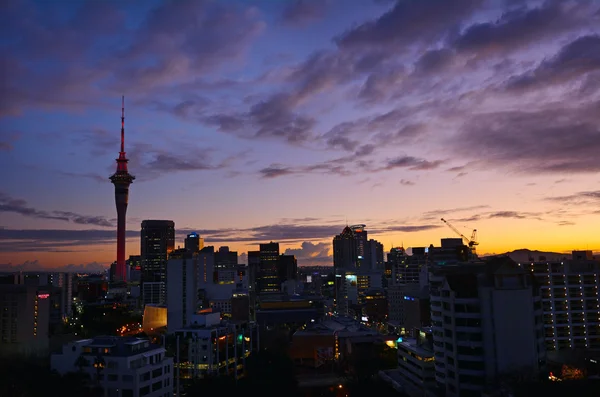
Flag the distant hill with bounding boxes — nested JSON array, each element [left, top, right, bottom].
[[484, 249, 571, 263]]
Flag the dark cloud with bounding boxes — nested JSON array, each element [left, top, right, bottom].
[[0, 192, 113, 227], [381, 156, 444, 171], [414, 48, 454, 74], [1, 0, 266, 115], [545, 190, 600, 205], [383, 225, 441, 233], [283, 241, 332, 265], [422, 205, 490, 219], [204, 94, 317, 144], [507, 35, 600, 91], [0, 220, 444, 254], [281, 0, 328, 26], [67, 129, 225, 181], [0, 260, 108, 273], [336, 0, 482, 49], [454, 2, 579, 55], [487, 211, 527, 219], [400, 179, 415, 186], [259, 165, 295, 179], [454, 101, 600, 174]]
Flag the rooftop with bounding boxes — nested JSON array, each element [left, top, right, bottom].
[[74, 336, 161, 357], [295, 316, 379, 337], [398, 338, 434, 358]]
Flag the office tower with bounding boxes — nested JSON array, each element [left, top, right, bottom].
[[528, 251, 600, 350], [351, 224, 368, 268], [389, 246, 426, 286], [167, 250, 198, 332], [428, 257, 546, 397], [0, 284, 51, 356], [278, 254, 298, 283], [333, 226, 357, 271], [184, 232, 204, 253], [365, 239, 384, 270], [141, 220, 175, 305], [109, 96, 135, 283], [247, 251, 259, 293], [257, 242, 280, 293]]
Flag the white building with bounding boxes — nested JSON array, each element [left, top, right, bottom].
[[172, 312, 251, 380], [396, 328, 436, 397], [428, 258, 546, 397], [51, 336, 173, 397], [167, 250, 248, 332], [527, 251, 600, 351]]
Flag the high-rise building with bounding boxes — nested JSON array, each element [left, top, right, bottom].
[[141, 220, 175, 305], [351, 224, 368, 268], [365, 239, 384, 270], [184, 232, 204, 253], [528, 251, 600, 350], [109, 97, 135, 283], [388, 246, 426, 286], [278, 254, 298, 284], [257, 242, 280, 293], [0, 284, 51, 356], [428, 257, 546, 397], [333, 226, 356, 271]]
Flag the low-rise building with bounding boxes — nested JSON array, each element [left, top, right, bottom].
[[51, 336, 173, 397], [396, 328, 436, 397], [170, 311, 251, 381]]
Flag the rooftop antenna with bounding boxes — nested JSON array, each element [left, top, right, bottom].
[[120, 95, 125, 154]]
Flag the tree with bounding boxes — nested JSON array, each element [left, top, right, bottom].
[[241, 349, 300, 397]]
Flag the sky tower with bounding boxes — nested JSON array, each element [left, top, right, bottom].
[[110, 96, 135, 282]]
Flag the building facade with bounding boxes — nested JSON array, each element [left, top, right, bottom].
[[428, 258, 546, 397], [141, 220, 175, 305], [528, 251, 600, 351], [0, 284, 51, 356], [51, 336, 173, 397]]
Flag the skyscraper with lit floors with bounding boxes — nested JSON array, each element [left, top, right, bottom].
[[527, 251, 600, 351]]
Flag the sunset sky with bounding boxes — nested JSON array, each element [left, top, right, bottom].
[[1, 0, 599, 271]]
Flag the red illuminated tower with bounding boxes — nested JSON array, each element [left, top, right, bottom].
[[109, 96, 135, 282]]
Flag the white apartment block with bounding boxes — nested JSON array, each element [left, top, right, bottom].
[[167, 252, 248, 332], [396, 329, 436, 397], [428, 259, 546, 397], [527, 252, 600, 350], [172, 312, 251, 380], [51, 336, 173, 397]]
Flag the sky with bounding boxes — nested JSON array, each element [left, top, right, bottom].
[[1, 0, 599, 271]]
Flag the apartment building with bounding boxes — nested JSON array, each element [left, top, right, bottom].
[[527, 251, 600, 350], [0, 284, 50, 356], [396, 327, 436, 397], [428, 257, 546, 397], [51, 336, 173, 397]]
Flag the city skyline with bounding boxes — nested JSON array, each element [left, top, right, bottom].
[[1, 0, 599, 270]]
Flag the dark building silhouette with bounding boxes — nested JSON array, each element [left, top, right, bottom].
[[278, 254, 298, 284], [215, 246, 238, 269], [109, 96, 135, 282], [258, 242, 280, 293], [184, 232, 203, 253], [140, 220, 175, 305], [333, 226, 356, 271]]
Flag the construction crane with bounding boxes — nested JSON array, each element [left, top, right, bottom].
[[440, 218, 478, 254]]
